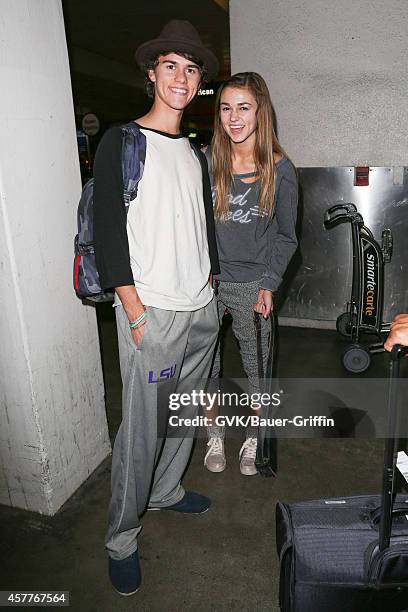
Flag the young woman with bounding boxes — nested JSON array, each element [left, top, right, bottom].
[[204, 72, 298, 475]]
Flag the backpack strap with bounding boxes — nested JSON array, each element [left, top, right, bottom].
[[121, 122, 147, 209], [203, 144, 212, 174], [190, 142, 220, 275]]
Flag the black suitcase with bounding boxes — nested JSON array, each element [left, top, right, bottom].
[[276, 344, 408, 612]]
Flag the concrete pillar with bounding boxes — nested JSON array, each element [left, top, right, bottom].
[[230, 0, 408, 167], [0, 0, 110, 515]]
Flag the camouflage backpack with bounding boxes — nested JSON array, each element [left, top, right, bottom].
[[73, 122, 146, 301]]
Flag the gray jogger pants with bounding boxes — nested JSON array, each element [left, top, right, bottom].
[[211, 280, 270, 397], [105, 298, 218, 560]]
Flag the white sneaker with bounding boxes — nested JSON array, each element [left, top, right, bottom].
[[239, 437, 258, 476], [204, 427, 226, 473]]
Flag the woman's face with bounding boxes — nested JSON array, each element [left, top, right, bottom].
[[219, 86, 258, 145]]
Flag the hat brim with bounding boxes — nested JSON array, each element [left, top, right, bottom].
[[135, 38, 219, 80]]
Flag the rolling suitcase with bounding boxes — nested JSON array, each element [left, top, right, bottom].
[[276, 344, 408, 611]]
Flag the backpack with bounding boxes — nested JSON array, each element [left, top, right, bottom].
[[73, 122, 146, 301]]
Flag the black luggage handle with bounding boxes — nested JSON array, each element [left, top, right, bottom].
[[254, 311, 277, 477], [379, 344, 408, 551], [254, 310, 276, 392]]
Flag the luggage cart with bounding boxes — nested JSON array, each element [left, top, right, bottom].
[[324, 203, 393, 373]]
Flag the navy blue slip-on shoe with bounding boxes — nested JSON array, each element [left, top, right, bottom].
[[154, 490, 211, 514], [108, 551, 141, 596]]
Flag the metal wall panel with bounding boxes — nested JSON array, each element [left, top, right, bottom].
[[279, 167, 408, 326]]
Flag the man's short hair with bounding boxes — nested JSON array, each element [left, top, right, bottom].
[[143, 50, 207, 98]]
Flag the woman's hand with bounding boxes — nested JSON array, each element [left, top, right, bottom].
[[254, 289, 273, 318]]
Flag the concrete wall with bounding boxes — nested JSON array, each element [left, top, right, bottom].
[[230, 0, 408, 167], [0, 0, 110, 515]]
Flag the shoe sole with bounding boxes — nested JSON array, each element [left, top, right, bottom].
[[147, 506, 210, 514], [204, 463, 226, 473], [240, 468, 258, 476], [113, 587, 140, 597]]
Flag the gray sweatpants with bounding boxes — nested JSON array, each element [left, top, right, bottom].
[[105, 298, 218, 560], [211, 279, 270, 397]]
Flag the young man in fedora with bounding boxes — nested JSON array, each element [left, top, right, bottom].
[[93, 20, 220, 595]]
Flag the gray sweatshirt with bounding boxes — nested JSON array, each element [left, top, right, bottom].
[[206, 152, 298, 292]]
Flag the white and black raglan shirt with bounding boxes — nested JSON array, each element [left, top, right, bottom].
[[93, 125, 219, 311]]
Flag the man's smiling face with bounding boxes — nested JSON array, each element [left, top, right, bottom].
[[148, 53, 202, 112]]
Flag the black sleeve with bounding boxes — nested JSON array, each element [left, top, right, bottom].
[[93, 127, 134, 290]]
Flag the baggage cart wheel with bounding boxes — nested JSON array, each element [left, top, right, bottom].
[[336, 312, 356, 337], [342, 344, 371, 374]]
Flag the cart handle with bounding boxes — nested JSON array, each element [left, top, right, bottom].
[[324, 211, 350, 227], [324, 211, 363, 228], [326, 202, 357, 215], [324, 203, 359, 227]]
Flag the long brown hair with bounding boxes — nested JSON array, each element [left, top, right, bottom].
[[212, 72, 286, 221]]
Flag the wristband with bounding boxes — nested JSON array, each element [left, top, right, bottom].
[[129, 311, 147, 329], [131, 319, 146, 331]]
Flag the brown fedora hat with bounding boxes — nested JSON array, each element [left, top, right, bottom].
[[135, 19, 219, 79]]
